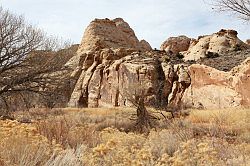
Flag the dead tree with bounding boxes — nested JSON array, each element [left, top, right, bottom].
[[0, 7, 71, 112], [207, 0, 250, 21], [135, 97, 157, 132], [121, 84, 158, 133]]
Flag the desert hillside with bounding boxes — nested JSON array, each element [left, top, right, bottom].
[[1, 1, 250, 165]]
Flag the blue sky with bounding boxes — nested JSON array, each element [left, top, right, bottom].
[[1, 0, 250, 48]]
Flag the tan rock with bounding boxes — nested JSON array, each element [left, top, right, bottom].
[[67, 18, 152, 72], [246, 39, 250, 45], [160, 36, 192, 55], [68, 20, 250, 110], [77, 18, 151, 55], [184, 29, 249, 61], [182, 58, 250, 109], [68, 49, 191, 108]]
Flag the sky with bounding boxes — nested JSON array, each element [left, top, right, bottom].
[[1, 0, 250, 48]]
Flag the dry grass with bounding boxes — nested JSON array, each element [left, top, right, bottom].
[[188, 109, 250, 142], [0, 107, 249, 165]]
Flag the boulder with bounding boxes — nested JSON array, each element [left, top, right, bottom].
[[246, 39, 250, 45], [160, 36, 192, 55]]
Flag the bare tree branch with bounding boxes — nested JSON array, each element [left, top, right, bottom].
[[0, 7, 73, 111], [207, 0, 250, 21]]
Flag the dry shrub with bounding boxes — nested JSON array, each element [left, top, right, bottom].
[[72, 109, 135, 132], [84, 128, 153, 166], [82, 127, 191, 165], [188, 109, 250, 141], [95, 117, 135, 132], [145, 130, 184, 157], [0, 120, 61, 166], [13, 108, 65, 121], [1, 143, 50, 166], [35, 116, 101, 148], [163, 138, 250, 166], [188, 109, 249, 125], [45, 145, 86, 166], [1, 107, 250, 165], [35, 117, 71, 147]]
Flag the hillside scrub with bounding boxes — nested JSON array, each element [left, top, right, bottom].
[[0, 108, 249, 165]]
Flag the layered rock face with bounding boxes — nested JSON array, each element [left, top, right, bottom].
[[183, 29, 249, 61], [182, 58, 250, 109], [68, 18, 191, 108], [68, 48, 191, 108], [68, 18, 250, 109]]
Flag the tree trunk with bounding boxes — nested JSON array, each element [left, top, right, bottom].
[[135, 97, 152, 132]]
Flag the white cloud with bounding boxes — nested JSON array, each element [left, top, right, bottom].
[[1, 0, 250, 48]]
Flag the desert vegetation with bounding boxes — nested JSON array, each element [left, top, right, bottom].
[[0, 107, 249, 166]]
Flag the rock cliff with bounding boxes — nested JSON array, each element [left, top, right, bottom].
[[68, 48, 191, 108], [182, 57, 250, 109], [67, 18, 250, 109]]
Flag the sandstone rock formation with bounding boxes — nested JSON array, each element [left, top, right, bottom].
[[68, 48, 191, 108], [77, 18, 151, 55], [160, 36, 193, 55], [182, 57, 250, 109], [66, 18, 152, 69], [183, 29, 249, 61], [67, 18, 250, 110]]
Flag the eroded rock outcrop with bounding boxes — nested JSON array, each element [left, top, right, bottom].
[[68, 48, 191, 108], [68, 18, 250, 109], [66, 18, 152, 69], [182, 57, 250, 109], [78, 18, 151, 53], [183, 29, 249, 61], [160, 36, 193, 55]]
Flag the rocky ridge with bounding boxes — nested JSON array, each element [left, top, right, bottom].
[[183, 29, 249, 61], [67, 18, 250, 109]]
